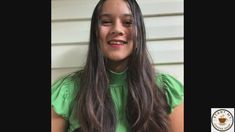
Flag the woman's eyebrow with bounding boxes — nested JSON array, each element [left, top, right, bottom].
[[123, 14, 133, 17], [99, 13, 133, 18], [99, 14, 113, 19]]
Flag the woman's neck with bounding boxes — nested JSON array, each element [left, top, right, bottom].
[[108, 59, 128, 73]]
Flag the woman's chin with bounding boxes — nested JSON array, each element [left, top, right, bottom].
[[107, 56, 128, 62]]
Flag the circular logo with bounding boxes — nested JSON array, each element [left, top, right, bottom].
[[211, 109, 234, 131]]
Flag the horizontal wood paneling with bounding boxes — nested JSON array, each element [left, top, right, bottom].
[[52, 0, 183, 21], [52, 39, 183, 68], [147, 40, 184, 64], [52, 16, 183, 44], [52, 44, 88, 68]]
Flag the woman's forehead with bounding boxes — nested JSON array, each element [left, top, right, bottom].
[[100, 0, 131, 15]]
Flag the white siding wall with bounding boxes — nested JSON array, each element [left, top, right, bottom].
[[51, 0, 184, 84]]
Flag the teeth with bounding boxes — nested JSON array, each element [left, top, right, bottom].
[[108, 41, 127, 45], [109, 41, 124, 45]]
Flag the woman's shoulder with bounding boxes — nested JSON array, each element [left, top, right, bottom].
[[51, 71, 81, 94], [51, 71, 82, 119], [155, 71, 184, 113]]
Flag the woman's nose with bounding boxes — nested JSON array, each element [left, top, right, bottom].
[[110, 21, 124, 36]]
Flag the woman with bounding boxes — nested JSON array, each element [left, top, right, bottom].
[[51, 0, 184, 132]]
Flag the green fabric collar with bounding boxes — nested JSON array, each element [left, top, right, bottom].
[[108, 69, 127, 85]]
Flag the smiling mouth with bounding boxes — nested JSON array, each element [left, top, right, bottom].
[[108, 40, 128, 45]]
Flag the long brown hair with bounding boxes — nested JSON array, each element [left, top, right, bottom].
[[73, 0, 170, 131]]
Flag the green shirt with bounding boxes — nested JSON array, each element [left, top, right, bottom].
[[51, 70, 184, 132]]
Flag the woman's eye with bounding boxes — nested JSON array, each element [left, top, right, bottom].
[[123, 21, 133, 27], [101, 20, 112, 26]]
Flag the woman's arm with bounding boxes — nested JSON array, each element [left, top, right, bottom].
[[169, 103, 184, 132], [51, 107, 68, 132]]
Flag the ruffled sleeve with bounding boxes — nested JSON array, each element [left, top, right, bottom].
[[51, 75, 76, 120], [156, 73, 184, 113]]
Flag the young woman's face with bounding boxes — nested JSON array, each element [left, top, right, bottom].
[[99, 0, 134, 62]]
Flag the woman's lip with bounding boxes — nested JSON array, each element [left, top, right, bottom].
[[107, 40, 128, 44], [109, 44, 124, 48]]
